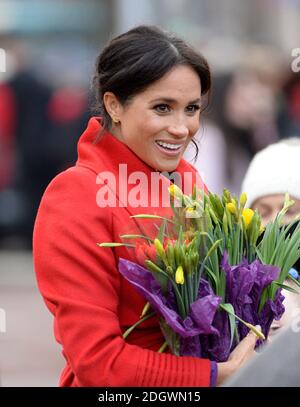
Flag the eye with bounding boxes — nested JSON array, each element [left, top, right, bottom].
[[185, 104, 201, 114], [286, 207, 299, 216], [270, 325, 280, 334], [153, 104, 171, 113]]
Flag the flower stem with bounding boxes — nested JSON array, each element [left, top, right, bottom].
[[123, 312, 156, 339], [158, 340, 168, 353]]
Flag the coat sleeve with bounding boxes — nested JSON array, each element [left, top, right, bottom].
[[33, 166, 213, 387]]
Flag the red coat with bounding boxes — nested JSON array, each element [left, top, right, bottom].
[[33, 117, 213, 387]]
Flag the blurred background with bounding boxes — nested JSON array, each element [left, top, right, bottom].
[[0, 0, 299, 386]]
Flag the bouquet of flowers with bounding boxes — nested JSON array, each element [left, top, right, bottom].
[[99, 186, 300, 362]]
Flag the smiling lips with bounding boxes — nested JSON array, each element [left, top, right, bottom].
[[155, 140, 185, 156]]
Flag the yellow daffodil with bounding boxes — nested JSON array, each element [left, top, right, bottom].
[[259, 225, 265, 235], [226, 202, 237, 215], [175, 266, 184, 285], [239, 192, 247, 209], [186, 207, 195, 213], [242, 208, 254, 228], [168, 184, 183, 199], [185, 207, 198, 218]]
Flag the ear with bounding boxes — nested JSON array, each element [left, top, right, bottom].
[[103, 92, 123, 123]]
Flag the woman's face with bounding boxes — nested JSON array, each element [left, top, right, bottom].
[[252, 194, 300, 225], [109, 65, 202, 172]]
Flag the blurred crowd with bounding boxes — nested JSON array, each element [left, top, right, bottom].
[[0, 36, 300, 249], [0, 37, 91, 249], [185, 45, 300, 196]]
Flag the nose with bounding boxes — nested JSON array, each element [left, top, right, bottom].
[[167, 123, 189, 139]]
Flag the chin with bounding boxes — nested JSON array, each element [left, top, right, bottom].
[[156, 164, 178, 173]]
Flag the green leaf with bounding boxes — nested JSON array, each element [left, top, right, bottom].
[[287, 274, 300, 288], [219, 303, 265, 340], [157, 218, 167, 243], [219, 303, 236, 348], [144, 260, 169, 294], [273, 281, 300, 294], [159, 319, 180, 356], [255, 247, 264, 263], [192, 184, 197, 200], [203, 265, 218, 291], [258, 285, 270, 313], [131, 214, 175, 224], [97, 242, 135, 248], [218, 269, 226, 300]]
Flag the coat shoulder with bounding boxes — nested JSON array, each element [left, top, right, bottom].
[[36, 164, 110, 227], [41, 165, 98, 204]]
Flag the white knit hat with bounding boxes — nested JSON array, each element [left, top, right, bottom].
[[241, 138, 300, 207]]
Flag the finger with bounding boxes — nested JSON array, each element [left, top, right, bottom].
[[228, 325, 262, 362], [242, 333, 258, 350], [249, 324, 262, 337], [246, 325, 262, 344]]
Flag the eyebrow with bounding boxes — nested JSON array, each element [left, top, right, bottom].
[[150, 97, 201, 104]]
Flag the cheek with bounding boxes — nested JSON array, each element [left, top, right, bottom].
[[261, 214, 272, 226], [147, 113, 169, 129], [254, 205, 271, 223], [189, 118, 201, 136], [284, 213, 295, 224], [139, 117, 168, 142], [121, 116, 147, 144], [139, 111, 161, 130]]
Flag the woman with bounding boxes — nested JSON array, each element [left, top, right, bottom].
[[241, 137, 300, 339], [33, 25, 258, 387]]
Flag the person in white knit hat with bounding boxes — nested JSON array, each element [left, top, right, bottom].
[[241, 137, 300, 225], [241, 137, 300, 339]]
